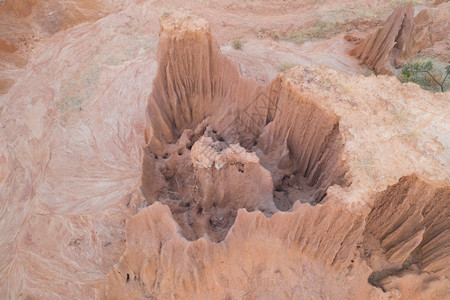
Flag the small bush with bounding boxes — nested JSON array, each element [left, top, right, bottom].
[[400, 59, 450, 92], [231, 38, 243, 50]]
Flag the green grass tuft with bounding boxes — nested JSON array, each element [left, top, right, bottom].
[[231, 38, 243, 50]]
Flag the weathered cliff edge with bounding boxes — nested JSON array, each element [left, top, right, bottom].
[[104, 12, 450, 299]]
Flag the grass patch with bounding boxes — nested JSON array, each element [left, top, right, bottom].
[[279, 61, 297, 72], [281, 20, 347, 44], [259, 3, 427, 45], [256, 5, 389, 44], [231, 38, 243, 50], [390, 107, 409, 125], [327, 6, 380, 22], [390, 0, 426, 9]]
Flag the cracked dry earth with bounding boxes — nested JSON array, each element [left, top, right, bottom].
[[1, 2, 450, 300]]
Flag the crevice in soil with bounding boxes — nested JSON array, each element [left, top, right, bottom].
[[362, 175, 450, 289]]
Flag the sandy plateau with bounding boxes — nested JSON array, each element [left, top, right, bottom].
[[0, 0, 449, 299]]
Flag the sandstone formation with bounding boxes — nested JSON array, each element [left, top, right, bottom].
[[104, 13, 450, 299], [349, 3, 414, 74], [350, 2, 450, 74]]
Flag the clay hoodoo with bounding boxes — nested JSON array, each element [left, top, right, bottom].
[[141, 12, 275, 242], [141, 12, 348, 243], [349, 3, 415, 75], [105, 12, 450, 299], [350, 1, 450, 74]]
